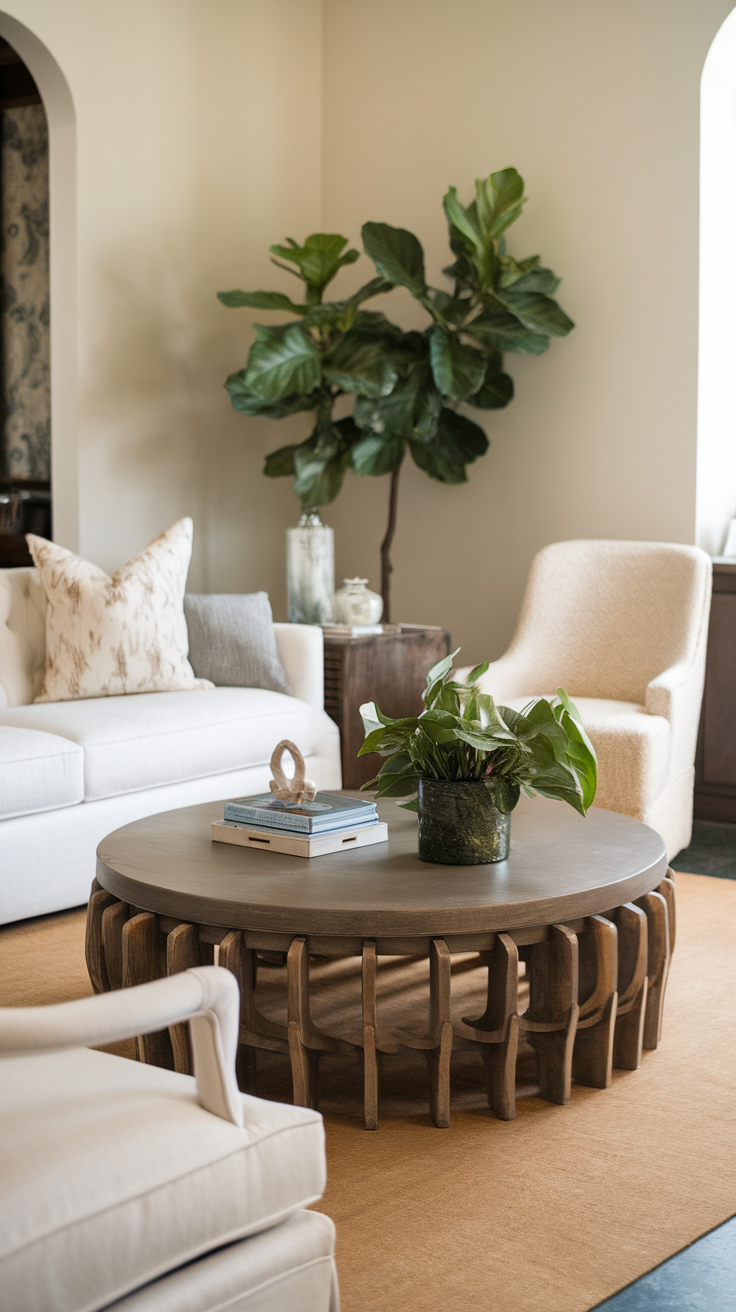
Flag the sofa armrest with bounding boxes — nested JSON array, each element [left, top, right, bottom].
[[274, 623, 324, 714], [0, 966, 243, 1126]]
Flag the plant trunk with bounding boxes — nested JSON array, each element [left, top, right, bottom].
[[380, 461, 402, 623]]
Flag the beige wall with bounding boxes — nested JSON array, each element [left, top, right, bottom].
[[322, 0, 733, 662], [0, 0, 733, 660], [0, 0, 322, 606]]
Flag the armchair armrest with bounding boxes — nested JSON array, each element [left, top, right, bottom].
[[0, 966, 243, 1127], [645, 661, 701, 720], [274, 623, 324, 713]]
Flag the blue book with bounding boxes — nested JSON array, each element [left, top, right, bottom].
[[223, 791, 377, 833]]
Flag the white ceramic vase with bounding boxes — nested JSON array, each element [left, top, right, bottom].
[[286, 510, 334, 624], [332, 577, 383, 626]]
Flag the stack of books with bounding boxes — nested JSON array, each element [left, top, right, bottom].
[[211, 791, 387, 859]]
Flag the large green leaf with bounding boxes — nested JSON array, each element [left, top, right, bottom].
[[346, 277, 395, 307], [468, 363, 514, 409], [263, 444, 297, 477], [269, 233, 360, 294], [465, 307, 550, 355], [292, 441, 348, 506], [485, 775, 521, 814], [485, 168, 527, 239], [437, 407, 489, 461], [428, 326, 486, 400], [361, 222, 427, 297], [409, 408, 487, 484], [225, 368, 320, 418], [431, 290, 474, 326], [442, 187, 482, 256], [217, 290, 306, 314], [323, 331, 399, 397], [498, 260, 561, 296], [244, 324, 321, 400], [353, 358, 434, 442], [350, 432, 405, 477], [500, 291, 575, 337]]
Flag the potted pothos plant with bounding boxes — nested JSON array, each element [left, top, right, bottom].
[[218, 169, 574, 621], [359, 651, 597, 865]]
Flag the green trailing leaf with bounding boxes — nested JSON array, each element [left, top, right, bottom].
[[359, 649, 597, 818], [361, 222, 427, 297], [217, 289, 307, 314], [244, 324, 321, 400], [467, 661, 490, 684]]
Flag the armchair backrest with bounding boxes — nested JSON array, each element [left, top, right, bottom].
[[0, 567, 46, 707], [503, 540, 712, 703]]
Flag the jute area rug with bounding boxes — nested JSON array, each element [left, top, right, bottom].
[[1, 872, 735, 1312]]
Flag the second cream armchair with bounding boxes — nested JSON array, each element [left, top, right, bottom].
[[460, 540, 712, 860]]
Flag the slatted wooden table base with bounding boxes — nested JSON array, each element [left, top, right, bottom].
[[86, 871, 676, 1130]]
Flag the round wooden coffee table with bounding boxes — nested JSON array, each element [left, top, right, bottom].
[[88, 794, 674, 1129]]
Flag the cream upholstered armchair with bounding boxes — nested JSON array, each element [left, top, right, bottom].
[[461, 540, 712, 859], [0, 966, 339, 1312]]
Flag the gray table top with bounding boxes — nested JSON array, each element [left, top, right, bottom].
[[96, 794, 668, 940]]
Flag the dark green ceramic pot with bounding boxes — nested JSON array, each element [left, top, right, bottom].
[[417, 778, 511, 865]]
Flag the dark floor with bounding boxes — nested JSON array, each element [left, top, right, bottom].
[[671, 820, 736, 879], [592, 1215, 736, 1310]]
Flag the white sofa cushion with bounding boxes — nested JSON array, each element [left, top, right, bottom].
[[108, 1210, 337, 1312], [0, 727, 84, 820], [0, 688, 316, 801], [504, 695, 671, 821], [0, 1047, 326, 1312]]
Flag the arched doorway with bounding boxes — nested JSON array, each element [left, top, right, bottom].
[[697, 6, 736, 556], [0, 12, 76, 554], [0, 33, 50, 565]]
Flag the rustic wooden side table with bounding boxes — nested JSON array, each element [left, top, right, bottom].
[[323, 624, 450, 788]]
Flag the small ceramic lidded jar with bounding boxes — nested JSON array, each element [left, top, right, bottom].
[[332, 578, 383, 626]]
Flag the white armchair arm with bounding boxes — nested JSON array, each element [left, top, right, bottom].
[[0, 966, 243, 1127], [645, 661, 698, 719], [274, 623, 324, 713], [645, 654, 708, 777]]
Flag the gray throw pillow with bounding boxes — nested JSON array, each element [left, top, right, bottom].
[[184, 593, 291, 694]]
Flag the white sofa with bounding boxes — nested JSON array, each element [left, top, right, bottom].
[[0, 567, 342, 925]]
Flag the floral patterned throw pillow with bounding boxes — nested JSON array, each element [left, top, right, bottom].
[[27, 518, 213, 702]]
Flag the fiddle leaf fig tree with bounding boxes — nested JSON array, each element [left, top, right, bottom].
[[358, 169, 574, 610], [218, 234, 398, 508], [218, 171, 574, 618]]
